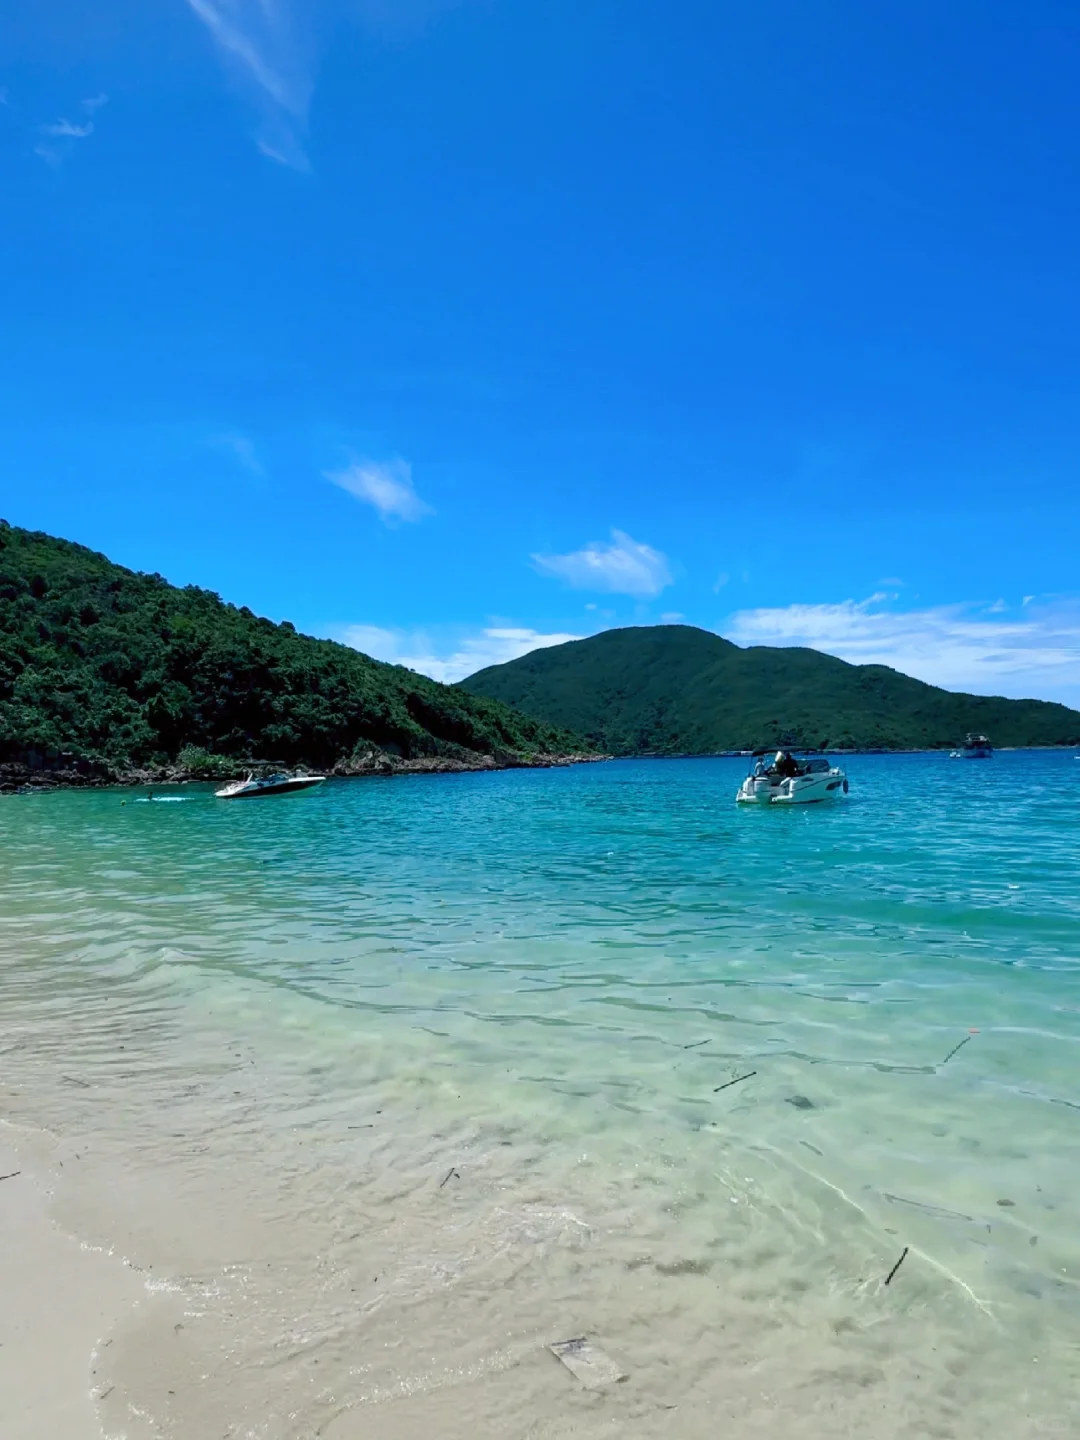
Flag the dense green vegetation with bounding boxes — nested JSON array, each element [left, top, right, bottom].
[[0, 523, 583, 774], [460, 624, 1080, 753]]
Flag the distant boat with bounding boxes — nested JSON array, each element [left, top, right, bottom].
[[960, 734, 992, 760], [951, 734, 992, 759], [215, 773, 326, 799]]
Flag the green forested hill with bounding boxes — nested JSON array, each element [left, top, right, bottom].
[[0, 523, 584, 775], [460, 625, 1080, 753]]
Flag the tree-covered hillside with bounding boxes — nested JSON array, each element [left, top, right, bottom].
[[460, 625, 1080, 753], [0, 523, 585, 776]]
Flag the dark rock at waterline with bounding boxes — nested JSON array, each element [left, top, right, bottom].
[[0, 751, 607, 795]]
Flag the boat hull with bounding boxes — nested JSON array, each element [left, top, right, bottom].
[[771, 771, 848, 803], [736, 775, 785, 803], [736, 770, 848, 805], [216, 776, 326, 799]]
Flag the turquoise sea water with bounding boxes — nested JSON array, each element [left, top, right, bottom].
[[2, 753, 1079, 1438]]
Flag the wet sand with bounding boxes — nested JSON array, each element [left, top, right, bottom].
[[0, 1125, 143, 1440]]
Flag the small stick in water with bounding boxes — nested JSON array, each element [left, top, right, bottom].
[[0, 1171, 21, 1182], [439, 1167, 460, 1189], [941, 1030, 978, 1066], [884, 1246, 910, 1286], [713, 1071, 757, 1094], [683, 1039, 710, 1050]]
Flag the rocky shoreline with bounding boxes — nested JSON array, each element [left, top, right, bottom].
[[0, 749, 606, 795]]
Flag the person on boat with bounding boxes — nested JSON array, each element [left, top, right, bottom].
[[774, 750, 800, 778]]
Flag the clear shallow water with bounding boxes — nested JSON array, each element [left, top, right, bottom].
[[2, 754, 1079, 1438]]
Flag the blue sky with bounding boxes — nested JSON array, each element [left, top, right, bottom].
[[3, 1, 1080, 702]]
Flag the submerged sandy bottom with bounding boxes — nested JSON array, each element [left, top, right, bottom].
[[2, 758, 1079, 1437], [4, 977, 1078, 1440]]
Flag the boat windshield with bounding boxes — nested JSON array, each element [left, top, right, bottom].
[[749, 752, 830, 777]]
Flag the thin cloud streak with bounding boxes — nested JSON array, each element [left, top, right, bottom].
[[533, 529, 673, 598], [723, 595, 1080, 705], [184, 0, 312, 168], [182, 2, 479, 166], [186, 0, 300, 111], [41, 118, 94, 138], [339, 623, 584, 683]]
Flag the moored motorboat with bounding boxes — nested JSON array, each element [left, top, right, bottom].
[[960, 733, 992, 759], [215, 772, 326, 799], [736, 750, 848, 805]]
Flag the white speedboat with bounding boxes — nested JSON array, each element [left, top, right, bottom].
[[736, 750, 848, 805], [215, 772, 326, 799]]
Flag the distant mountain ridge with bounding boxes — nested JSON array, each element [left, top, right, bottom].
[[0, 523, 587, 784], [459, 624, 1080, 753]]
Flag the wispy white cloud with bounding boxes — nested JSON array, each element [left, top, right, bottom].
[[339, 623, 584, 683], [183, 2, 480, 166], [255, 137, 300, 166], [722, 594, 1080, 705], [41, 118, 94, 138], [213, 433, 264, 476], [327, 458, 433, 525], [186, 0, 303, 109], [34, 98, 107, 164], [184, 0, 312, 169], [532, 529, 673, 598]]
